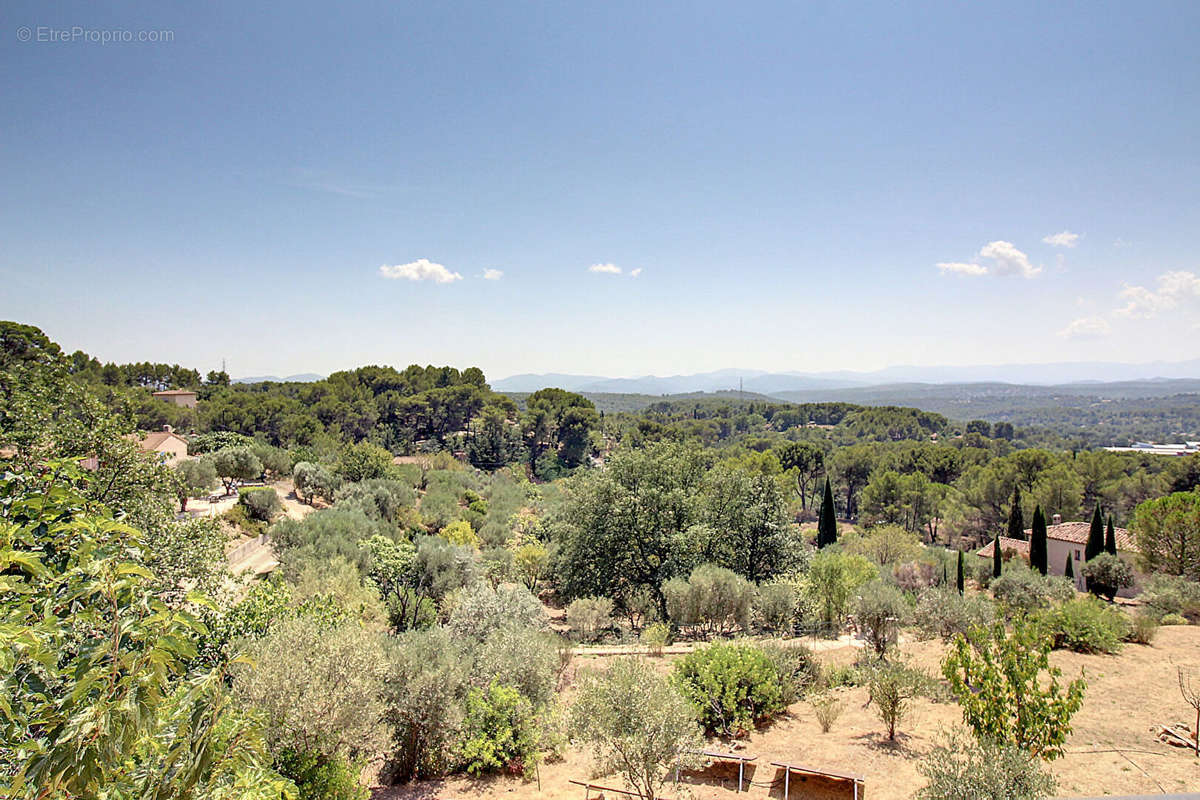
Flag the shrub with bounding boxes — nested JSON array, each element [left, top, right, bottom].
[[384, 627, 470, 781], [892, 560, 937, 593], [803, 550, 878, 631], [662, 564, 755, 635], [853, 580, 908, 655], [942, 620, 1086, 760], [233, 617, 389, 763], [1041, 595, 1128, 654], [810, 692, 844, 733], [759, 642, 821, 704], [220, 503, 267, 537], [274, 748, 368, 800], [864, 659, 923, 740], [294, 461, 338, 505], [338, 441, 394, 482], [239, 486, 282, 522], [1138, 574, 1200, 622], [471, 626, 562, 710], [991, 564, 1063, 615], [916, 728, 1055, 800], [1080, 553, 1135, 601], [672, 641, 786, 737], [754, 582, 797, 633], [441, 519, 480, 548], [1129, 611, 1159, 645], [566, 596, 614, 642], [570, 658, 702, 800], [457, 682, 540, 777], [914, 587, 995, 641], [1162, 612, 1189, 626], [445, 582, 547, 642], [641, 622, 671, 656]]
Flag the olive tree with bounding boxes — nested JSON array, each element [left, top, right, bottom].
[[212, 446, 263, 494], [569, 657, 703, 800], [174, 456, 217, 510]]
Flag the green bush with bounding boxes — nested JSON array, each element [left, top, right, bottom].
[[754, 582, 797, 633], [1161, 612, 1189, 625], [445, 582, 546, 642], [274, 749, 367, 800], [758, 642, 820, 704], [852, 580, 908, 655], [1138, 574, 1200, 622], [239, 486, 282, 522], [672, 641, 786, 737], [1041, 595, 1129, 654], [992, 564, 1068, 615], [566, 596, 615, 642], [662, 564, 755, 635], [471, 626, 562, 710], [1080, 553, 1135, 601], [641, 622, 671, 656], [864, 658, 924, 740], [1129, 611, 1159, 645], [457, 682, 540, 777], [916, 729, 1055, 800], [914, 587, 995, 641]]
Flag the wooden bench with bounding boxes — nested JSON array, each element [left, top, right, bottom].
[[568, 779, 671, 800], [675, 750, 758, 792], [770, 761, 865, 800]]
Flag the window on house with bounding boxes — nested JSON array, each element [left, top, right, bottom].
[[1074, 550, 1080, 560]]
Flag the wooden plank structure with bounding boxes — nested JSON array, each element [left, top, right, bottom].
[[770, 761, 865, 800], [674, 750, 758, 792], [568, 779, 671, 800]]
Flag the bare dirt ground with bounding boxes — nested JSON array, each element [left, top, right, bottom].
[[375, 626, 1200, 800]]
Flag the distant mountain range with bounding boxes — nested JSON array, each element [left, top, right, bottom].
[[233, 373, 324, 384], [493, 359, 1200, 395]]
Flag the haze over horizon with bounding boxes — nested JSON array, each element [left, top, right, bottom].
[[3, 1, 1199, 377]]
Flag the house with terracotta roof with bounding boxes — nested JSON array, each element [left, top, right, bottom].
[[152, 389, 199, 409], [128, 425, 190, 465], [976, 515, 1139, 593]]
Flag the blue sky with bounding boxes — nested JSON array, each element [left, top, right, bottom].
[[2, 1, 1198, 380]]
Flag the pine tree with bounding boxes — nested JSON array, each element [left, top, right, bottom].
[[1104, 516, 1117, 556], [1030, 505, 1048, 575], [1064, 553, 1074, 581], [1085, 505, 1105, 562], [817, 478, 838, 548], [956, 550, 965, 595], [992, 535, 1003, 578], [1007, 486, 1026, 540]]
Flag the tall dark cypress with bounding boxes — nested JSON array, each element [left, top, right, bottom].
[[817, 478, 837, 548], [1007, 486, 1026, 541], [956, 550, 965, 595], [1104, 516, 1117, 555], [1030, 505, 1048, 575], [1064, 553, 1075, 581], [1085, 505, 1105, 561], [992, 535, 1003, 578]]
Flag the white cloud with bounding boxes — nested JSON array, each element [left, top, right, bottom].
[[588, 263, 622, 275], [1042, 230, 1080, 248], [937, 261, 989, 277], [379, 259, 463, 284], [1115, 270, 1200, 318], [979, 240, 1040, 278], [629, 268, 643, 278], [482, 268, 504, 281], [1058, 316, 1111, 339]]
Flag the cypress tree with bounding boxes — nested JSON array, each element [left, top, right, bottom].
[[1104, 516, 1117, 555], [1007, 485, 1026, 540], [1030, 505, 1048, 575], [956, 550, 965, 595], [817, 478, 838, 548], [1064, 553, 1074, 581], [1085, 505, 1105, 561], [992, 535, 1003, 578], [942, 562, 948, 586]]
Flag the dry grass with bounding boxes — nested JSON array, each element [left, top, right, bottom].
[[374, 626, 1200, 800]]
